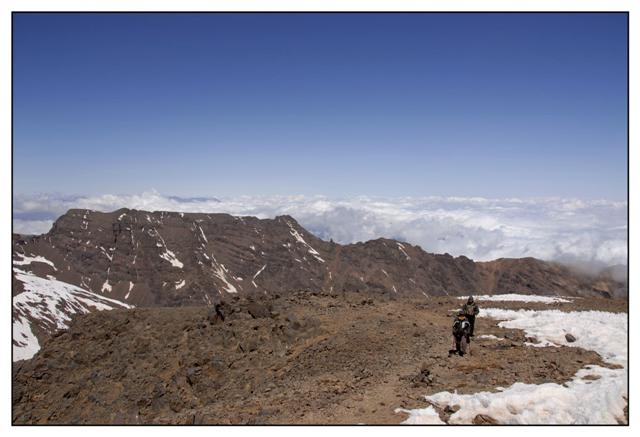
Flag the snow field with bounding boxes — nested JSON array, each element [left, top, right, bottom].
[[402, 302, 627, 424], [13, 268, 133, 361], [459, 294, 572, 304]]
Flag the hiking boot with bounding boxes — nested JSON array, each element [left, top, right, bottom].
[[458, 350, 464, 356]]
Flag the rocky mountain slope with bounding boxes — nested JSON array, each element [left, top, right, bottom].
[[13, 208, 625, 304], [12, 208, 626, 361], [12, 293, 627, 424]]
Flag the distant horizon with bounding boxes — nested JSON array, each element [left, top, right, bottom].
[[12, 189, 629, 202], [13, 13, 628, 200]]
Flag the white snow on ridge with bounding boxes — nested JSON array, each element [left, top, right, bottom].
[[160, 249, 184, 268], [150, 228, 185, 268], [197, 224, 208, 244], [13, 254, 57, 270], [175, 279, 186, 290], [253, 264, 267, 281], [397, 242, 411, 260], [209, 255, 238, 294], [459, 294, 572, 304], [99, 246, 113, 261], [286, 221, 325, 263], [403, 307, 627, 424], [213, 264, 238, 294], [125, 281, 134, 300], [13, 269, 132, 361]]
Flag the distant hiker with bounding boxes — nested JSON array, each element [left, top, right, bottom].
[[461, 295, 479, 336], [450, 311, 471, 356]]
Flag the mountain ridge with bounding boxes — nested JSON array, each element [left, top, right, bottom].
[[12, 208, 626, 361], [13, 207, 626, 303]]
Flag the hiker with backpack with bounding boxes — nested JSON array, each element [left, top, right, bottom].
[[461, 295, 479, 336], [450, 311, 471, 356]]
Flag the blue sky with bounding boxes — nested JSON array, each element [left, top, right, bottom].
[[13, 13, 628, 200]]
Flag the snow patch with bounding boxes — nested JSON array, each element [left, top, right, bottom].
[[12, 269, 132, 361], [418, 366, 626, 424], [286, 221, 325, 263], [160, 249, 184, 268], [125, 281, 134, 300], [99, 246, 113, 261], [480, 308, 626, 363], [253, 264, 267, 280], [212, 263, 237, 294], [197, 224, 208, 243], [405, 306, 627, 424], [13, 254, 57, 270], [396, 406, 445, 424], [397, 242, 411, 260], [13, 317, 41, 362], [175, 279, 186, 290], [461, 294, 572, 304], [478, 334, 503, 340]]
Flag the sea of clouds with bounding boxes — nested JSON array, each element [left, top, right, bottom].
[[13, 192, 627, 272]]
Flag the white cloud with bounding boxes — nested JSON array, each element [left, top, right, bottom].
[[12, 192, 627, 267], [12, 219, 54, 236]]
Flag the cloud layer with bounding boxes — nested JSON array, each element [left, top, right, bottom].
[[13, 192, 627, 268]]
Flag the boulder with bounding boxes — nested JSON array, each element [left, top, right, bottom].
[[473, 414, 498, 424]]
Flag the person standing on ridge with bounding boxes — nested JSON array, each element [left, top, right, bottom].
[[450, 311, 471, 356], [461, 296, 479, 336]]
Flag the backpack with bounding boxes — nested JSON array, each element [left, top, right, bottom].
[[453, 319, 470, 336]]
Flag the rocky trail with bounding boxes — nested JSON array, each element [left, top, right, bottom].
[[12, 293, 627, 424]]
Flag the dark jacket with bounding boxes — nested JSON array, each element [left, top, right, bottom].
[[461, 302, 479, 317]]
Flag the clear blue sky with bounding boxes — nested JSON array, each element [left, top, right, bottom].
[[13, 13, 628, 200]]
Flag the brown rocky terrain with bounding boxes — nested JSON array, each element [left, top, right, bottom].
[[12, 293, 627, 425]]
